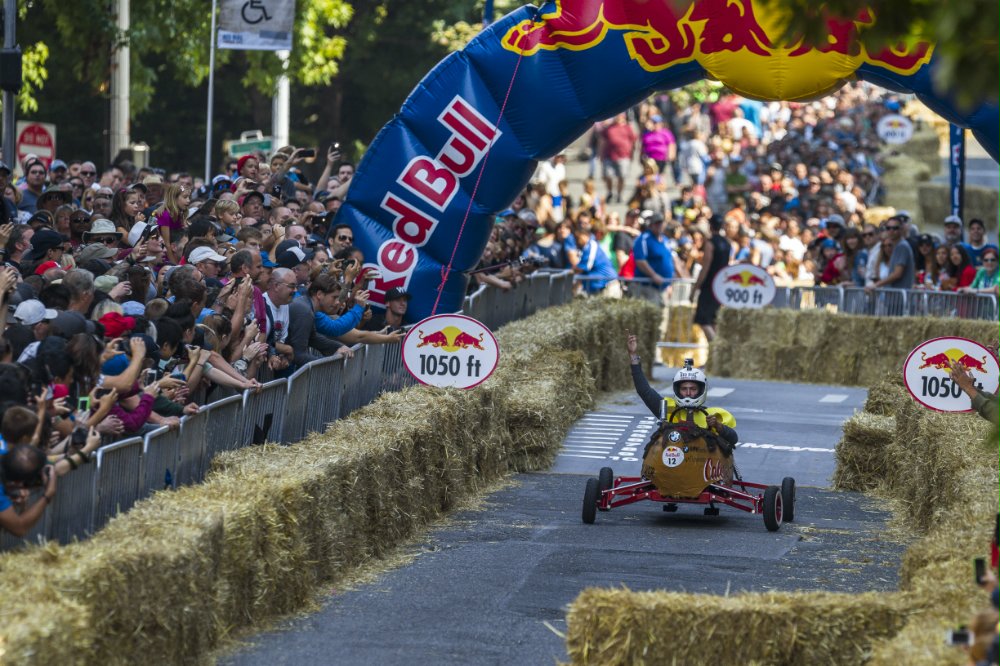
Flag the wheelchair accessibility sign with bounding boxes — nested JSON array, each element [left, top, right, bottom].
[[218, 0, 295, 51]]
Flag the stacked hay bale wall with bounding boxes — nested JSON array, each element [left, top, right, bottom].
[[919, 182, 999, 233], [0, 298, 659, 665], [565, 353, 997, 665], [708, 309, 997, 386]]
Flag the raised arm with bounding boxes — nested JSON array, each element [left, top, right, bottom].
[[627, 330, 663, 416]]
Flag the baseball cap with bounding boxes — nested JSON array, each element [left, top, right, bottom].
[[121, 300, 146, 317], [917, 233, 934, 246], [385, 287, 411, 302], [277, 246, 315, 269], [824, 214, 845, 227], [0, 160, 11, 174], [13, 299, 57, 326], [820, 238, 839, 250], [49, 159, 68, 172], [943, 214, 963, 226], [894, 210, 912, 220], [188, 246, 228, 264], [276, 239, 301, 254], [240, 191, 265, 207], [26, 229, 68, 261]]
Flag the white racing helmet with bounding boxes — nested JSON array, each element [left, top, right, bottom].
[[673, 358, 707, 408]]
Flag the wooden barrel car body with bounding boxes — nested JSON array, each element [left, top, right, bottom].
[[641, 406, 735, 499]]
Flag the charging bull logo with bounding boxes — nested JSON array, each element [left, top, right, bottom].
[[416, 326, 487, 353], [918, 348, 988, 374], [501, 0, 933, 100], [725, 270, 766, 288]]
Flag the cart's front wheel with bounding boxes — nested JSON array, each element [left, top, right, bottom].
[[582, 478, 600, 524], [763, 486, 783, 532]]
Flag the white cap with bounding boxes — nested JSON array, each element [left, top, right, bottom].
[[13, 299, 58, 326], [188, 246, 228, 264], [127, 221, 148, 247], [944, 214, 963, 226]]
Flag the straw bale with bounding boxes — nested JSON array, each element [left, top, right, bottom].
[[565, 588, 909, 666], [896, 129, 942, 174], [831, 413, 895, 491], [919, 182, 999, 234], [862, 372, 909, 416], [0, 297, 642, 663]]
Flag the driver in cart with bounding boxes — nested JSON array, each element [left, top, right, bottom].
[[626, 330, 738, 450]]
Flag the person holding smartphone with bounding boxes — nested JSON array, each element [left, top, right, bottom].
[[0, 444, 57, 537]]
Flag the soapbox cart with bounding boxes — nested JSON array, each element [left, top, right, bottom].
[[581, 407, 796, 532]]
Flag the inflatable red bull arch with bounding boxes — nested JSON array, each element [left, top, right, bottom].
[[338, 0, 999, 322]]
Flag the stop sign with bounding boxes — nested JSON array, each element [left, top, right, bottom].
[[15, 122, 56, 169]]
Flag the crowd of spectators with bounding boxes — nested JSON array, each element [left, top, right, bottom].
[[0, 144, 406, 536], [515, 83, 998, 308]]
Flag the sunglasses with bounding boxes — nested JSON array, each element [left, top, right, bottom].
[[96, 237, 118, 245], [336, 235, 353, 242], [70, 217, 90, 224], [80, 170, 96, 176], [983, 257, 998, 263], [885, 226, 901, 231], [862, 232, 875, 237]]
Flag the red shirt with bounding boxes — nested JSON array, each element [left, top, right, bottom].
[[602, 123, 637, 160]]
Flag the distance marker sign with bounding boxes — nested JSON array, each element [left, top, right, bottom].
[[402, 314, 499, 389], [711, 264, 776, 309], [903, 337, 999, 413]]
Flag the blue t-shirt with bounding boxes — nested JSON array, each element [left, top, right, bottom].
[[577, 237, 617, 293], [633, 231, 674, 289], [964, 242, 1000, 267]]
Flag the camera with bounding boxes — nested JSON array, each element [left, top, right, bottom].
[[299, 148, 316, 160], [974, 557, 986, 585], [77, 396, 91, 413], [141, 368, 157, 387], [946, 628, 972, 646], [70, 426, 88, 450]]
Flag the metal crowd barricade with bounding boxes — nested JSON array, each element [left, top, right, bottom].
[[240, 379, 288, 447], [339, 348, 368, 418], [201, 394, 244, 465], [304, 355, 344, 435], [0, 491, 50, 550], [176, 408, 209, 486], [47, 462, 97, 543], [141, 425, 183, 495], [791, 286, 843, 312], [93, 436, 145, 531], [282, 365, 311, 444], [1, 279, 583, 550]]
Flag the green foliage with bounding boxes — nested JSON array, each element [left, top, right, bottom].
[[761, 0, 998, 107]]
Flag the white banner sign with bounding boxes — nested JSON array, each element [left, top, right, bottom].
[[903, 337, 999, 413], [218, 0, 296, 51], [402, 314, 499, 389], [711, 264, 776, 309], [876, 114, 914, 145]]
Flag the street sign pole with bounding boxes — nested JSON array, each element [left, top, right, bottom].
[[205, 0, 218, 183], [2, 0, 17, 168]]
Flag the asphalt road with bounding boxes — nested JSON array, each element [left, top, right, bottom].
[[221, 369, 907, 666]]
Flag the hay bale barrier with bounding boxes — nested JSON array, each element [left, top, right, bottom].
[[0, 297, 659, 665], [565, 345, 998, 666], [709, 308, 998, 386], [566, 589, 909, 666]]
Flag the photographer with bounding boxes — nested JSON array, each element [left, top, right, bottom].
[[0, 444, 56, 537]]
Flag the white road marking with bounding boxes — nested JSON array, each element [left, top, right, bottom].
[[707, 388, 734, 397], [559, 454, 607, 459], [738, 442, 833, 453], [818, 394, 848, 403]]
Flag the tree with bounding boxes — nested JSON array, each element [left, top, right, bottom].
[[762, 0, 997, 108]]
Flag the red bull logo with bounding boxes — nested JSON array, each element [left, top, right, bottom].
[[416, 325, 487, 352], [724, 270, 766, 287], [918, 348, 988, 374], [502, 0, 932, 100]]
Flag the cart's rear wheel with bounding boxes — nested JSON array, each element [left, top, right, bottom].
[[781, 477, 796, 523], [763, 486, 783, 532], [598, 467, 614, 493], [582, 478, 600, 524]]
